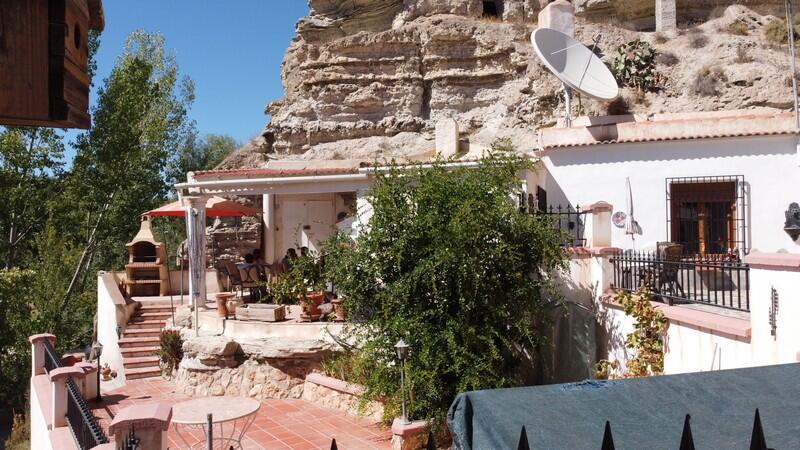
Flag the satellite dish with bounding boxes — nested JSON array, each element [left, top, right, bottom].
[[531, 27, 619, 125]]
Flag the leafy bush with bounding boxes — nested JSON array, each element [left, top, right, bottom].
[[655, 51, 679, 66], [155, 329, 183, 377], [612, 39, 658, 91], [321, 145, 566, 426], [268, 252, 324, 304], [726, 20, 749, 36], [595, 288, 666, 379], [691, 65, 727, 96]]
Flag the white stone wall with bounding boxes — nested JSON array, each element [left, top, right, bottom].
[[541, 135, 800, 254]]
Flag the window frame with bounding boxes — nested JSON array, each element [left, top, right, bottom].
[[665, 175, 748, 256]]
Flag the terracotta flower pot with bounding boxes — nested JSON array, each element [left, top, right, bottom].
[[331, 298, 346, 322], [299, 291, 325, 322], [215, 292, 235, 318]]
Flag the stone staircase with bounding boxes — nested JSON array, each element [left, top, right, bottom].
[[120, 299, 176, 380]]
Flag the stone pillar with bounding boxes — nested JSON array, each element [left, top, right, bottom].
[[655, 0, 677, 32], [581, 201, 613, 248], [49, 367, 86, 428], [391, 418, 431, 450], [29, 333, 56, 377], [76, 362, 99, 400], [538, 0, 575, 37], [109, 403, 173, 450], [184, 195, 208, 311], [435, 118, 459, 158]]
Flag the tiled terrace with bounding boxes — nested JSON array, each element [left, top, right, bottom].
[[91, 378, 392, 449]]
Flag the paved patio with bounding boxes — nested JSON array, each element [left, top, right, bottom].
[[91, 377, 392, 449]]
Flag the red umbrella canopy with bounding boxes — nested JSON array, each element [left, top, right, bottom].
[[144, 196, 259, 217]]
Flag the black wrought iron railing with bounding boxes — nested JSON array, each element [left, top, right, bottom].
[[534, 205, 587, 247], [611, 251, 750, 311], [43, 339, 61, 374], [41, 340, 109, 449], [118, 426, 140, 450], [66, 378, 109, 449]]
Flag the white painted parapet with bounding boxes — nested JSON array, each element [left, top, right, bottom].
[[581, 201, 613, 248], [29, 333, 56, 377], [97, 271, 135, 391]]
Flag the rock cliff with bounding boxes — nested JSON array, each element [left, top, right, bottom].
[[220, 0, 796, 167]]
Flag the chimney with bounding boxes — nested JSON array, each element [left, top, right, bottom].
[[538, 0, 575, 37]]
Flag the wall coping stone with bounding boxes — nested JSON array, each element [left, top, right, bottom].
[[75, 361, 98, 374], [49, 366, 87, 382], [391, 418, 430, 437], [744, 251, 800, 271], [602, 291, 751, 339], [29, 333, 56, 344], [579, 201, 613, 213], [305, 372, 364, 396], [109, 402, 173, 434], [567, 247, 622, 258], [50, 426, 80, 450]]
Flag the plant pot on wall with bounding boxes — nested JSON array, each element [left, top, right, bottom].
[[331, 298, 345, 322], [215, 292, 235, 318], [299, 291, 325, 322]]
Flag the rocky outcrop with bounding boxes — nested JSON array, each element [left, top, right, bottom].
[[221, 1, 795, 167]]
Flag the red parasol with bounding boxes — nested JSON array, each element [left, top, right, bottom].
[[144, 196, 259, 217]]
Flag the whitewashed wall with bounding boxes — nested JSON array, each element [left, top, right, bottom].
[[541, 135, 800, 254]]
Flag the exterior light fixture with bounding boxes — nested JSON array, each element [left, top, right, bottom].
[[784, 202, 800, 241], [92, 341, 103, 402], [394, 339, 411, 424]]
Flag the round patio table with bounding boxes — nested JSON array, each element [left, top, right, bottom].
[[172, 396, 260, 450]]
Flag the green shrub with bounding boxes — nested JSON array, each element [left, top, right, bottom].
[[727, 20, 749, 36], [691, 65, 727, 96], [763, 17, 800, 46], [612, 39, 659, 91], [155, 329, 183, 377], [321, 144, 566, 426]]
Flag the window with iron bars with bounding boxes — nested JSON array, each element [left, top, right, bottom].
[[665, 176, 748, 257]]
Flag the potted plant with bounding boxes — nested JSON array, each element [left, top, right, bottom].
[[294, 253, 326, 322]]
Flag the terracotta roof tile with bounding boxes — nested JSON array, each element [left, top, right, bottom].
[[193, 167, 359, 178], [538, 111, 799, 150]]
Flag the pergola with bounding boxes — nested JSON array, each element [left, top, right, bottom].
[[173, 167, 372, 325]]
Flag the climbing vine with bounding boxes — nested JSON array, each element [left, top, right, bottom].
[[596, 287, 667, 379]]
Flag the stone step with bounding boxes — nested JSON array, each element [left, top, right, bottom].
[[120, 346, 159, 358], [125, 366, 161, 380], [122, 328, 162, 338], [136, 304, 176, 313], [126, 319, 165, 329], [118, 336, 159, 348], [131, 311, 172, 321], [122, 356, 160, 369]]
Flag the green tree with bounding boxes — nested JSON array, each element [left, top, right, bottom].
[[0, 127, 65, 268], [322, 146, 566, 425], [61, 29, 195, 272], [168, 133, 238, 185]]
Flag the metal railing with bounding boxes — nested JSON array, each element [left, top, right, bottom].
[[611, 251, 750, 311], [42, 340, 109, 449], [533, 204, 587, 247], [66, 378, 109, 449]]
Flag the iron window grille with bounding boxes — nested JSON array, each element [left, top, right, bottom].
[[665, 175, 748, 256]]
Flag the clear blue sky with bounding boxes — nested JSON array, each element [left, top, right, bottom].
[[64, 1, 309, 158]]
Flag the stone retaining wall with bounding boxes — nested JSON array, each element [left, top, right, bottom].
[[301, 373, 384, 422]]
